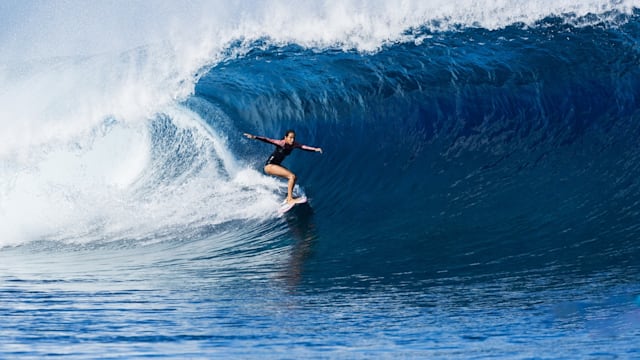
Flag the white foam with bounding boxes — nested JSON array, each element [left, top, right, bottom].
[[0, 120, 150, 245], [0, 110, 282, 246], [1, 1, 637, 60]]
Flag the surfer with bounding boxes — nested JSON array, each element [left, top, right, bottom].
[[243, 130, 322, 204]]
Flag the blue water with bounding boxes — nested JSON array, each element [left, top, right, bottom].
[[2, 1, 640, 358]]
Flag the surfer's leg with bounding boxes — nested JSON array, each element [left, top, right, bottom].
[[264, 164, 297, 203]]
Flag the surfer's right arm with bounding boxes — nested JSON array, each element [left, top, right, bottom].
[[243, 133, 280, 146]]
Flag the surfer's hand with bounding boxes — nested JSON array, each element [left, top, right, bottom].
[[316, 148, 323, 154], [243, 133, 256, 139]]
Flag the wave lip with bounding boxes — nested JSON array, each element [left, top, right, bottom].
[[2, 1, 638, 61]]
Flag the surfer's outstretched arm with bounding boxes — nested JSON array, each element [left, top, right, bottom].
[[296, 142, 323, 154], [244, 133, 282, 146], [244, 133, 322, 153]]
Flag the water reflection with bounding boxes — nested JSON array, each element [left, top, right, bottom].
[[280, 204, 317, 288]]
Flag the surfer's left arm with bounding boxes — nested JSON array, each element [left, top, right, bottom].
[[296, 143, 323, 154]]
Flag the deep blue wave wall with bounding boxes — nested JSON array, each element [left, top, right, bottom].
[[193, 15, 640, 284]]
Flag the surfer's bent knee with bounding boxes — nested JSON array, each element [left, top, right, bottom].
[[264, 164, 277, 174]]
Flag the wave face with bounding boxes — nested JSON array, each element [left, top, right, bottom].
[[195, 12, 640, 282], [1, 1, 640, 358]]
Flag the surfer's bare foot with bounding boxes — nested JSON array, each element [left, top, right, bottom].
[[286, 197, 297, 204]]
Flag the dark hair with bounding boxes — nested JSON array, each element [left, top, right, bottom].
[[284, 129, 295, 137]]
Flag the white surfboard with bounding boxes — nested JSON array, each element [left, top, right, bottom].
[[278, 195, 308, 214]]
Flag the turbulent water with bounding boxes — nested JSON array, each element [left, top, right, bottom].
[[1, 1, 640, 358]]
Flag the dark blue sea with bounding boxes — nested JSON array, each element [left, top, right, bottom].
[[1, 1, 640, 358]]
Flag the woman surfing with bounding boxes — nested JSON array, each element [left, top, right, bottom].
[[244, 130, 322, 205]]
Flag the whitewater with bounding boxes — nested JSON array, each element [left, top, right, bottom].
[[1, 0, 640, 358]]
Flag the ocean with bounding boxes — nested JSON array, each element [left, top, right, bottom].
[[1, 0, 640, 358]]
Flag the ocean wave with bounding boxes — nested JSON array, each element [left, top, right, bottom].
[[1, 1, 639, 265]]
